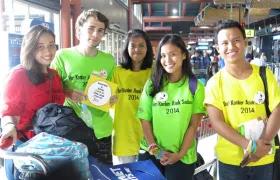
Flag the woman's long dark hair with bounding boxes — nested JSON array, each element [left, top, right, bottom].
[[150, 34, 195, 97], [21, 25, 55, 85], [120, 29, 153, 70]]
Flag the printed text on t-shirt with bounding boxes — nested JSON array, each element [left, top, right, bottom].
[[68, 75, 90, 87], [223, 100, 257, 114], [153, 99, 192, 114]]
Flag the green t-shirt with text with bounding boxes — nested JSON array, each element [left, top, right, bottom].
[[51, 47, 115, 139], [136, 77, 206, 164]]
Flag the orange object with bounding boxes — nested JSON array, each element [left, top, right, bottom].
[[0, 136, 13, 150]]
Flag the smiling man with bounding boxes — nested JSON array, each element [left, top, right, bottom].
[[51, 9, 115, 165], [204, 20, 280, 180]]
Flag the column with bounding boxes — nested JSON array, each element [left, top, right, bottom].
[[60, 0, 71, 48], [127, 0, 133, 31], [71, 0, 81, 46]]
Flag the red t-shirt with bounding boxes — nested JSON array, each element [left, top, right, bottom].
[[1, 67, 65, 138]]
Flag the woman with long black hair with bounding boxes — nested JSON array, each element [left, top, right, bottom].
[[136, 34, 206, 180], [0, 25, 65, 180], [112, 29, 153, 165]]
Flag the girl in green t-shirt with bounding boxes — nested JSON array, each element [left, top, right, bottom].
[[136, 34, 206, 180]]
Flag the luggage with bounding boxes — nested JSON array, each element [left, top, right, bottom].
[[13, 132, 91, 180], [33, 103, 98, 156], [89, 156, 166, 180]]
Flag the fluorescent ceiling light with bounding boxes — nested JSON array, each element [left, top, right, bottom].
[[188, 41, 196, 44], [172, 9, 177, 14], [200, 26, 210, 29]]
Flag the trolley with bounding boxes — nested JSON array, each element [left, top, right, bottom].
[[0, 117, 218, 180], [194, 117, 218, 179]]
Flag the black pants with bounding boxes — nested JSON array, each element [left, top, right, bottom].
[[138, 150, 195, 180], [94, 136, 112, 165]]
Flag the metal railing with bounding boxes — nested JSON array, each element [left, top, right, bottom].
[[0, 150, 49, 176]]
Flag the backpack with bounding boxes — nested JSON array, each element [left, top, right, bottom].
[[189, 75, 198, 97], [259, 66, 280, 180], [32, 103, 98, 156], [14, 132, 91, 180]]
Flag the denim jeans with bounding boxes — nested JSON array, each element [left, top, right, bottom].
[[219, 161, 273, 180], [4, 140, 23, 180], [138, 150, 195, 180]]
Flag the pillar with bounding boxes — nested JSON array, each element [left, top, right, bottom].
[[71, 0, 81, 46], [60, 0, 71, 48]]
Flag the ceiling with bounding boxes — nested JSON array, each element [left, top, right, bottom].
[[131, 0, 280, 41], [133, 0, 214, 41]]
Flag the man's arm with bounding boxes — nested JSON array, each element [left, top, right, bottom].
[[207, 104, 271, 159], [206, 104, 249, 149], [262, 103, 280, 141]]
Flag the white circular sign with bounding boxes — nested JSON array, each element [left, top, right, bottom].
[[156, 92, 168, 102], [254, 91, 265, 104], [87, 81, 111, 106]]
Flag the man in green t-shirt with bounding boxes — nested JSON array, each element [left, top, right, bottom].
[[51, 9, 116, 165]]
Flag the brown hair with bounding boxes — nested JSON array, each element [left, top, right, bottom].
[[75, 9, 109, 40], [21, 25, 55, 85]]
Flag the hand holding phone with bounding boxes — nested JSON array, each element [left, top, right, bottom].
[[240, 154, 261, 168]]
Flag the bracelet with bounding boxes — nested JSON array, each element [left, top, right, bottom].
[[253, 141, 257, 154], [156, 149, 163, 160], [148, 143, 157, 151], [251, 141, 257, 154], [149, 146, 159, 155], [148, 143, 159, 155], [245, 140, 252, 154], [3, 122, 17, 129]]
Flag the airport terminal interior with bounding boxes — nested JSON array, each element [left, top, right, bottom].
[[0, 0, 280, 180]]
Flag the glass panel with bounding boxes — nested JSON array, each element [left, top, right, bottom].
[[107, 31, 112, 55], [118, 34, 123, 64], [53, 13, 60, 49], [29, 7, 50, 21], [114, 32, 118, 64], [13, 1, 28, 33], [121, 0, 128, 6]]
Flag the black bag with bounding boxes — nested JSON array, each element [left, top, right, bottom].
[[33, 103, 98, 156], [193, 153, 214, 180], [260, 66, 280, 180]]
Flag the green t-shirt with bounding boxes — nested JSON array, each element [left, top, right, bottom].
[[136, 77, 206, 164], [51, 47, 115, 139]]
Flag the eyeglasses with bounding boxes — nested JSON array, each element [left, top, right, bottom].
[[88, 27, 105, 36]]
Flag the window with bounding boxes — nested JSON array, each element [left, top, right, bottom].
[[121, 0, 128, 6]]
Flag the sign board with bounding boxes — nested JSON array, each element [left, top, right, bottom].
[[8, 34, 23, 69], [245, 29, 255, 38]]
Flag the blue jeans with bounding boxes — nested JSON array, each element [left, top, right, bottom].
[[138, 150, 195, 180], [4, 140, 23, 180], [219, 161, 273, 180]]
